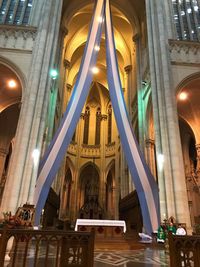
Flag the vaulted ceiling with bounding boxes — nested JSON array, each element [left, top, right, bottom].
[[177, 77, 200, 143], [0, 64, 22, 113], [61, 0, 145, 91]]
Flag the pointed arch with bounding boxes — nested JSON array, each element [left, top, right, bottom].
[[78, 162, 103, 219]]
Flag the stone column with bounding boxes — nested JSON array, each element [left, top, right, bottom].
[[0, 0, 63, 215], [124, 65, 132, 115], [46, 81, 58, 146], [163, 0, 174, 39], [145, 139, 157, 178], [56, 27, 68, 118], [110, 186, 115, 219], [76, 113, 84, 149], [62, 60, 71, 114], [133, 33, 146, 152], [146, 0, 191, 230], [196, 144, 200, 170], [0, 148, 8, 181], [47, 28, 69, 196], [70, 114, 84, 222], [60, 180, 67, 219], [65, 83, 72, 107], [120, 151, 129, 198], [0, 148, 8, 204], [119, 90, 129, 196], [115, 165, 120, 220], [100, 115, 107, 206]]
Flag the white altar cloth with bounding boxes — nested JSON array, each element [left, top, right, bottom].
[[75, 219, 126, 233]]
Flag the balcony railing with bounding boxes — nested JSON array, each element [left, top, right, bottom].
[[169, 39, 200, 65], [81, 144, 100, 158], [0, 25, 37, 51]]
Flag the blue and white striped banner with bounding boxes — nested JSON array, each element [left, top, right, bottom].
[[33, 0, 160, 234], [33, 0, 105, 225], [105, 0, 160, 234]]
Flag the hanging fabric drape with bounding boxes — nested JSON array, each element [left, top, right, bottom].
[[33, 0, 105, 225], [33, 0, 160, 234], [105, 0, 160, 234]]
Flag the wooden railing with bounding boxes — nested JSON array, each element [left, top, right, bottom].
[[168, 233, 200, 267], [0, 228, 94, 267]]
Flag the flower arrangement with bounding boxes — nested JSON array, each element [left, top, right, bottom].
[[0, 205, 35, 229], [0, 211, 22, 229]]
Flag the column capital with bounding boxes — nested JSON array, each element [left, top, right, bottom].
[[101, 114, 107, 121], [61, 26, 68, 36], [145, 138, 155, 147], [66, 83, 72, 92], [132, 33, 140, 43], [64, 59, 71, 69], [124, 65, 132, 73]]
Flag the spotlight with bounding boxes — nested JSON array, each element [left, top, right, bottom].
[[142, 81, 147, 86], [157, 154, 164, 171], [50, 69, 58, 79], [179, 92, 188, 101], [94, 45, 100, 51], [8, 80, 17, 88], [32, 149, 40, 165], [98, 16, 103, 23], [92, 67, 99, 74]]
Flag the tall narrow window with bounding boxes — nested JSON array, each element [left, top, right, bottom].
[[0, 0, 8, 24], [83, 106, 90, 144], [95, 107, 101, 145], [66, 178, 71, 211], [5, 0, 16, 24], [22, 0, 33, 25], [14, 0, 24, 24], [64, 169, 72, 212], [107, 105, 112, 144]]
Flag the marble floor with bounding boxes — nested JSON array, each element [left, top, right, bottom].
[[94, 248, 169, 267], [4, 243, 169, 267]]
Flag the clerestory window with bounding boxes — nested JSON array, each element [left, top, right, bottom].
[[0, 0, 33, 25], [172, 0, 200, 41]]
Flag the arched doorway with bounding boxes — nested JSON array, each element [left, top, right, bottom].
[[79, 163, 104, 219], [177, 74, 200, 226], [0, 63, 22, 204]]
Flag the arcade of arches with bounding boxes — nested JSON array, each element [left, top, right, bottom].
[[0, 0, 200, 234]]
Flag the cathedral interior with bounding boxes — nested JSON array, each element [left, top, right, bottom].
[[0, 0, 200, 236]]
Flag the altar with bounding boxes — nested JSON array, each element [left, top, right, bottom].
[[75, 219, 126, 240]]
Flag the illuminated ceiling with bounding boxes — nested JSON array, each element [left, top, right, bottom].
[[62, 0, 144, 91], [177, 78, 200, 142]]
